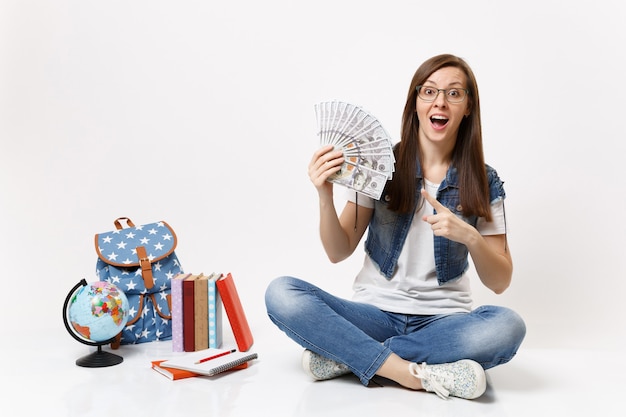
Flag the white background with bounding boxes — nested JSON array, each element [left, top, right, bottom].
[[1, 0, 625, 353]]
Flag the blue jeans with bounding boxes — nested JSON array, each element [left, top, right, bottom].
[[265, 276, 526, 386]]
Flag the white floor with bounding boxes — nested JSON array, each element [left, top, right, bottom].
[[3, 327, 624, 417]]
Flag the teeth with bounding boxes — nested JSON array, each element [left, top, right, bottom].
[[431, 115, 447, 120]]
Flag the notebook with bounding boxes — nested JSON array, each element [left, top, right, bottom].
[[151, 359, 248, 380], [159, 348, 258, 377]]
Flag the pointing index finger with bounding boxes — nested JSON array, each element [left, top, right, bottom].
[[420, 188, 446, 213]]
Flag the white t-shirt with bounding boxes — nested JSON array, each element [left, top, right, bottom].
[[346, 180, 506, 315]]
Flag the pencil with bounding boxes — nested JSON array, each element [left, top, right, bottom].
[[194, 349, 236, 364]]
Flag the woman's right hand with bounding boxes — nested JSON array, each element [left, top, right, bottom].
[[308, 145, 344, 196], [308, 145, 363, 262]]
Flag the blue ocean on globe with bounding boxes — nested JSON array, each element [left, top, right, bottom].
[[68, 281, 130, 343]]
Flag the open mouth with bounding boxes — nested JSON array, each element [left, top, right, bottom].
[[430, 115, 449, 128]]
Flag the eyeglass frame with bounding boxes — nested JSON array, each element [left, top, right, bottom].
[[415, 85, 470, 103]]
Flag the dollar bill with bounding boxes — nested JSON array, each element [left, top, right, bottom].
[[315, 100, 396, 199], [328, 159, 391, 200]]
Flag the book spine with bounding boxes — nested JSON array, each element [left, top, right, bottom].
[[171, 273, 188, 352], [216, 273, 254, 351], [194, 276, 209, 351], [183, 277, 196, 352], [208, 276, 223, 348]]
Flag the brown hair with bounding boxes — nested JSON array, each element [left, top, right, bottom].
[[386, 54, 491, 221]]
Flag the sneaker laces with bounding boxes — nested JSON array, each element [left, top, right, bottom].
[[409, 362, 452, 399]]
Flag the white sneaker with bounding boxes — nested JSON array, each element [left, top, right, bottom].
[[301, 349, 351, 381], [409, 359, 487, 400]]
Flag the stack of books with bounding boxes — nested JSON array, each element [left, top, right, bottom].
[[152, 272, 256, 380], [171, 272, 254, 353]]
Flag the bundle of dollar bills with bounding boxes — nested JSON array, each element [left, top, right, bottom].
[[314, 100, 395, 200]]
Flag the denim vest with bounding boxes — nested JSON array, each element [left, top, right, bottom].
[[364, 164, 505, 285]]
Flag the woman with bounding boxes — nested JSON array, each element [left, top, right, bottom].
[[264, 54, 526, 400]]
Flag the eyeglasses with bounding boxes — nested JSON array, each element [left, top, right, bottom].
[[416, 85, 469, 103]]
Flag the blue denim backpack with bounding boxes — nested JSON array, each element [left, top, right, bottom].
[[95, 217, 183, 347]]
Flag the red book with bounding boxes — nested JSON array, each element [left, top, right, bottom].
[[151, 360, 198, 380], [216, 273, 254, 351], [183, 274, 199, 352]]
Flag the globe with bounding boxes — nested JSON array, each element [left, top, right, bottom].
[[63, 279, 130, 367]]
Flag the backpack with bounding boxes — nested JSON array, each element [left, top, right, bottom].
[[95, 217, 183, 347]]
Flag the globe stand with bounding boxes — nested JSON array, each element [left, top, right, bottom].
[[76, 345, 124, 368], [63, 279, 126, 368]]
